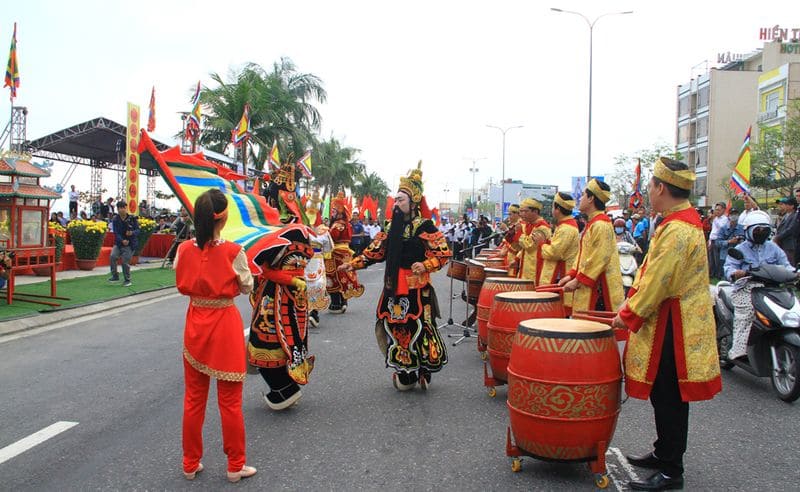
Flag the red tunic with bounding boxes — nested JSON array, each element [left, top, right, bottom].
[[176, 239, 247, 382]]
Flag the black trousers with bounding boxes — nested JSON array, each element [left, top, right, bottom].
[[650, 318, 689, 477]]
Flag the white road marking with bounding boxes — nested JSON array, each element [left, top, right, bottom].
[[609, 446, 641, 484], [0, 421, 78, 465]]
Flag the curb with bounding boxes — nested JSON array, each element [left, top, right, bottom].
[[0, 286, 180, 338]]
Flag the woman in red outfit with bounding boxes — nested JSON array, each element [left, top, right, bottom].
[[175, 189, 257, 483]]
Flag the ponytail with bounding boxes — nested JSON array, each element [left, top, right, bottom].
[[193, 189, 228, 249]]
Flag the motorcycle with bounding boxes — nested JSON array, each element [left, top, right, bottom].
[[712, 248, 800, 402], [617, 242, 638, 296]]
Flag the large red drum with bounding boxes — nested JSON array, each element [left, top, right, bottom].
[[485, 292, 563, 392], [466, 259, 486, 303], [482, 258, 506, 269], [447, 259, 467, 281], [476, 278, 535, 352], [506, 318, 622, 479], [484, 267, 509, 278]]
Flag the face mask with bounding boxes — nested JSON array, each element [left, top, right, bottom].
[[614, 227, 624, 234], [751, 227, 770, 245]]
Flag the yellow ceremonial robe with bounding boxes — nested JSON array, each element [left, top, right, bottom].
[[539, 217, 579, 300], [516, 219, 551, 285], [618, 202, 722, 401], [566, 211, 624, 313]]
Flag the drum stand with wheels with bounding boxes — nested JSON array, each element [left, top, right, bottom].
[[437, 269, 469, 332]]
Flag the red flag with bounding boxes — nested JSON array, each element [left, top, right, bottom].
[[147, 86, 156, 132], [628, 158, 643, 210], [384, 196, 395, 221], [725, 199, 732, 215]]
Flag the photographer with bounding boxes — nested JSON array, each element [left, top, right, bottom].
[[714, 210, 743, 274]]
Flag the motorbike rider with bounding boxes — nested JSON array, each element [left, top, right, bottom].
[[723, 209, 796, 360], [614, 218, 640, 250]]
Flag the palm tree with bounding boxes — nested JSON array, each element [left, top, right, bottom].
[[187, 59, 326, 170], [312, 136, 365, 201], [354, 171, 391, 212]]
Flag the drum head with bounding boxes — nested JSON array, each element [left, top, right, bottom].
[[494, 291, 558, 303], [519, 318, 609, 334], [484, 268, 508, 276], [483, 277, 534, 285], [466, 259, 486, 267]]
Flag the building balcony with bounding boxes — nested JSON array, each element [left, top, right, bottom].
[[758, 106, 787, 123]]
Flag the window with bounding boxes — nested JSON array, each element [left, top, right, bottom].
[[696, 147, 708, 169], [20, 209, 44, 246], [696, 117, 709, 138], [0, 208, 10, 247], [693, 175, 707, 197], [678, 124, 690, 144], [697, 86, 710, 108], [678, 96, 690, 117], [766, 92, 780, 113]]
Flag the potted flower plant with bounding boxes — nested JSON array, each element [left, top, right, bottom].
[[67, 219, 108, 270], [33, 221, 68, 275], [132, 217, 157, 264]]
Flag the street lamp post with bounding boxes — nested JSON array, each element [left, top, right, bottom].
[[465, 157, 485, 219], [486, 125, 523, 219], [550, 7, 633, 180]]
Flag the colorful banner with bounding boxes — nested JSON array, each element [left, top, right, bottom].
[[126, 102, 141, 214], [232, 103, 251, 146], [730, 126, 751, 195], [138, 131, 284, 266], [4, 22, 19, 100], [628, 158, 643, 210], [268, 139, 280, 170], [297, 150, 312, 178], [147, 86, 156, 132]]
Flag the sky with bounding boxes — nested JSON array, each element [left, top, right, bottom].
[[3, 0, 792, 214]]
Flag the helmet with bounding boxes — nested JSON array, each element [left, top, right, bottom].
[[740, 210, 772, 244], [739, 210, 771, 230], [613, 218, 626, 227]]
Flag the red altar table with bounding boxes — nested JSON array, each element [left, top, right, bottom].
[[141, 233, 175, 258]]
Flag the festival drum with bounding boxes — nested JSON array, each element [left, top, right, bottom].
[[485, 292, 564, 396], [447, 259, 467, 282], [475, 278, 535, 355], [482, 258, 506, 269], [484, 267, 509, 278], [505, 318, 622, 486], [465, 259, 486, 304]]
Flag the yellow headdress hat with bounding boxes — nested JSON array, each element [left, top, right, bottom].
[[331, 191, 350, 217], [554, 193, 576, 210], [520, 197, 543, 211], [653, 157, 695, 191], [508, 204, 520, 213], [586, 178, 611, 204], [273, 153, 297, 192], [398, 160, 424, 204]]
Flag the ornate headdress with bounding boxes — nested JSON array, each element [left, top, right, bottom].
[[520, 197, 542, 211], [397, 160, 424, 204], [654, 158, 695, 191], [586, 178, 611, 204], [508, 204, 520, 213], [331, 191, 350, 218], [554, 193, 576, 211], [272, 153, 297, 192]]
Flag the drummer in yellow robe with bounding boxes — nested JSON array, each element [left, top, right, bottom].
[[534, 192, 579, 313], [493, 204, 522, 271], [612, 158, 721, 490], [558, 179, 624, 313], [515, 198, 551, 285]]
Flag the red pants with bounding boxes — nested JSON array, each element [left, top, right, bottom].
[[182, 358, 246, 473]]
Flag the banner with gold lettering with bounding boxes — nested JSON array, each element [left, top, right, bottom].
[[126, 102, 141, 215]]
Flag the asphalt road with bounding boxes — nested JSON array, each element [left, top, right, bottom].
[[0, 265, 798, 490]]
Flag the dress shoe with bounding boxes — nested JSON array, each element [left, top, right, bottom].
[[626, 451, 665, 470], [183, 462, 203, 480], [629, 471, 684, 491], [392, 372, 416, 391], [227, 465, 257, 483]]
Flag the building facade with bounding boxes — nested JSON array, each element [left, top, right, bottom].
[[677, 41, 800, 206]]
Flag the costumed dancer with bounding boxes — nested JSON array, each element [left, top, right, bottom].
[[247, 224, 316, 410], [612, 158, 721, 490], [340, 162, 452, 390], [515, 198, 551, 284], [559, 179, 624, 313], [304, 192, 333, 327], [174, 189, 257, 483], [325, 191, 365, 313], [535, 192, 579, 314], [266, 155, 307, 225]]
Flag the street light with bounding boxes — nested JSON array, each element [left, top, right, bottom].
[[465, 157, 485, 218], [550, 7, 633, 180], [486, 125, 523, 219]]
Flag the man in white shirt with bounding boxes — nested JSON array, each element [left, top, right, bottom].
[[707, 202, 729, 278], [68, 185, 79, 218]]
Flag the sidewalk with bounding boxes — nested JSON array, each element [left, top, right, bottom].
[[0, 258, 179, 337]]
